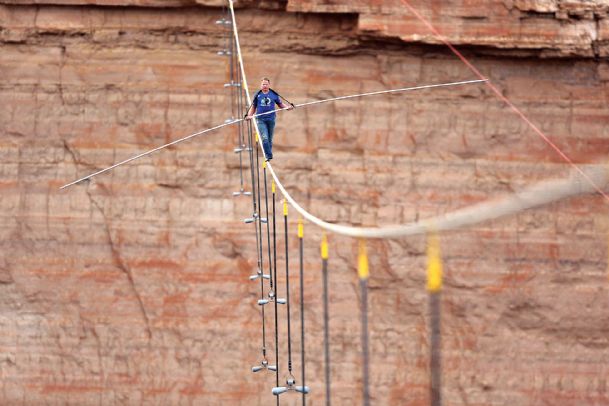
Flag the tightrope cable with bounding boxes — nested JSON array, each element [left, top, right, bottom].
[[59, 3, 607, 244], [225, 0, 609, 241], [267, 164, 608, 239]]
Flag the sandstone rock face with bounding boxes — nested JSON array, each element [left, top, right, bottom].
[[1, 1, 609, 405], [289, 0, 609, 57]]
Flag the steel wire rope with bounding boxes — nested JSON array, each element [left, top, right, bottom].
[[221, 6, 234, 120], [269, 163, 608, 238], [272, 180, 281, 406], [283, 200, 294, 379], [224, 0, 609, 239], [298, 219, 307, 406], [235, 37, 252, 196], [263, 163, 275, 295], [230, 34, 247, 193]]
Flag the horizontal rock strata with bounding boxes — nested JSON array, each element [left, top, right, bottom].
[[1, 1, 608, 405]]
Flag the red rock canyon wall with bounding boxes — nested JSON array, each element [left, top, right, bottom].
[[1, 1, 609, 405]]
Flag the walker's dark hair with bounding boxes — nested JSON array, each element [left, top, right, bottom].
[[261, 77, 271, 83]]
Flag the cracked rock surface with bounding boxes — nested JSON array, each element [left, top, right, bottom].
[[1, 1, 609, 405]]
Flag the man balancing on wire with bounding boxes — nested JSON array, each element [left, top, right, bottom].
[[245, 77, 294, 161]]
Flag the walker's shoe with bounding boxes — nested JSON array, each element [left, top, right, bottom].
[[265, 155, 273, 162]]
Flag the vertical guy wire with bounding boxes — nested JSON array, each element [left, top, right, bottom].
[[429, 294, 441, 406], [254, 131, 267, 359], [298, 219, 306, 406], [272, 180, 280, 406], [246, 123, 258, 258], [321, 233, 331, 406], [358, 239, 370, 406], [264, 162, 274, 291], [235, 36, 247, 192], [228, 21, 235, 119], [284, 199, 293, 376], [246, 119, 265, 359], [427, 232, 443, 406]]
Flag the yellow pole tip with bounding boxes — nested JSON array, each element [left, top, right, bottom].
[[358, 239, 369, 280], [426, 232, 443, 292], [321, 233, 329, 259]]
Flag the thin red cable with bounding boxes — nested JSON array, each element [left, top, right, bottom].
[[400, 0, 609, 203]]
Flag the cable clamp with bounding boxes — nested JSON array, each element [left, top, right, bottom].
[[258, 291, 287, 305], [252, 359, 277, 373], [272, 377, 310, 396], [233, 189, 252, 197], [249, 269, 270, 281], [215, 18, 232, 26]]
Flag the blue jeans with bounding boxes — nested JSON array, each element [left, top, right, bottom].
[[256, 119, 275, 159]]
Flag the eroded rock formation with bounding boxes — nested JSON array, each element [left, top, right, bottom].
[[1, 0, 609, 404]]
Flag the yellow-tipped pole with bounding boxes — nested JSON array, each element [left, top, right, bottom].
[[358, 239, 369, 280], [357, 238, 371, 405], [320, 231, 331, 404], [283, 199, 288, 217], [427, 230, 443, 406], [297, 218, 306, 403], [321, 233, 329, 260], [272, 180, 276, 194], [427, 232, 443, 293]]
